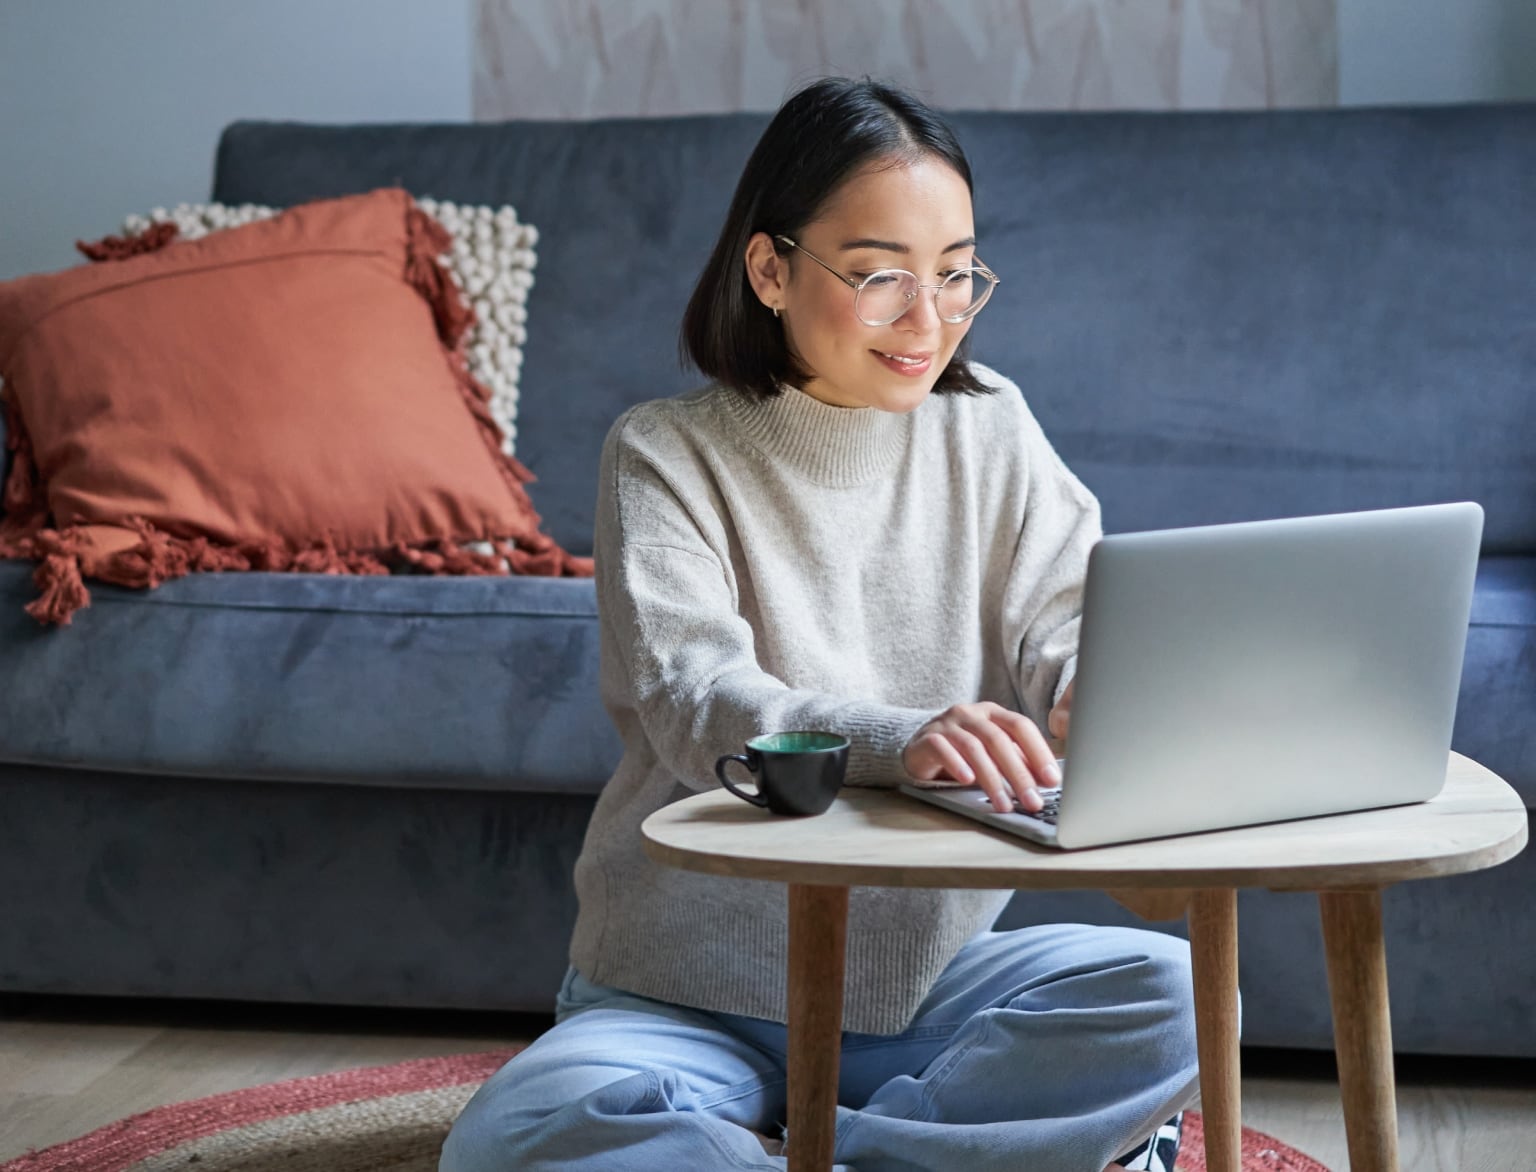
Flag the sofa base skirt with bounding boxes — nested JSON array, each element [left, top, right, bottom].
[[3, 763, 1531, 1056], [0, 763, 592, 1013]]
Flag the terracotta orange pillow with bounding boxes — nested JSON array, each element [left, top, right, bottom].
[[79, 196, 537, 456], [0, 187, 590, 626]]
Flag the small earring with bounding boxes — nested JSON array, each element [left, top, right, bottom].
[[772, 305, 781, 318]]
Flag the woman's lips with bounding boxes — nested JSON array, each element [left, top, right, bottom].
[[872, 349, 934, 376]]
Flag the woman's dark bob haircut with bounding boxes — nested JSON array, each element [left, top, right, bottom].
[[681, 76, 991, 399]]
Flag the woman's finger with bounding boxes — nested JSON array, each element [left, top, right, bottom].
[[1047, 706, 1068, 742], [949, 727, 1013, 812], [989, 709, 1061, 796], [1048, 680, 1076, 742], [928, 733, 975, 784], [963, 716, 1042, 809]]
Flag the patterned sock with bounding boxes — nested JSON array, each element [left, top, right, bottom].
[[1113, 1112, 1183, 1171]]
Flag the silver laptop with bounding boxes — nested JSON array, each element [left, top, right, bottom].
[[900, 502, 1484, 850]]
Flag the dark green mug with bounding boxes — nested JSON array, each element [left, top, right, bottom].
[[714, 731, 850, 817]]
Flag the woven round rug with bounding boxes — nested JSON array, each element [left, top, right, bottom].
[[1, 1046, 1330, 1171]]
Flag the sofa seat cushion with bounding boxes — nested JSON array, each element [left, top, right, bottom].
[[0, 557, 1528, 804], [1457, 556, 1536, 808], [0, 563, 617, 794]]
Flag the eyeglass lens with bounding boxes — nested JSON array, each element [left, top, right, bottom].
[[855, 269, 995, 326]]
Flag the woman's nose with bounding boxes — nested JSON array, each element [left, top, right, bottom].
[[896, 288, 941, 332]]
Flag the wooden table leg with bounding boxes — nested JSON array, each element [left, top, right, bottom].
[[1318, 888, 1399, 1172], [787, 883, 848, 1172], [1188, 888, 1241, 1172]]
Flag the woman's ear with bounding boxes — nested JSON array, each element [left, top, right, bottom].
[[744, 232, 789, 315]]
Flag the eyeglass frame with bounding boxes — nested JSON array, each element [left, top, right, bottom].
[[772, 234, 1000, 326]]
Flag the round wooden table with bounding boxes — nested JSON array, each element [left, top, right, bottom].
[[642, 752, 1527, 1172]]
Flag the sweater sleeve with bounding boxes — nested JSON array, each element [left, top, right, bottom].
[[596, 413, 938, 792], [1002, 397, 1103, 732]]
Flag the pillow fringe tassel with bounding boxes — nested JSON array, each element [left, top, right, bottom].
[[76, 221, 181, 262], [25, 529, 91, 626], [404, 206, 476, 345], [4, 516, 586, 628]]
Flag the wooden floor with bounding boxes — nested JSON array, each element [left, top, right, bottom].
[[2, 993, 1534, 1170]]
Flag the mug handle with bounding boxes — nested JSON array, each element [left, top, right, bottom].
[[715, 753, 768, 807]]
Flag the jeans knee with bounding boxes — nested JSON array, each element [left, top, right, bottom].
[[1135, 928, 1195, 1001], [441, 1073, 536, 1172], [440, 1065, 681, 1172], [1128, 926, 1243, 1040], [1119, 928, 1194, 1000], [1121, 929, 1208, 1069], [439, 1094, 503, 1172], [1059, 926, 1200, 1046]]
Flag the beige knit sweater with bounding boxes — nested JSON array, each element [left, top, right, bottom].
[[568, 362, 1103, 1035]]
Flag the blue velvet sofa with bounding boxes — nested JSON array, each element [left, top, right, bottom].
[[2, 102, 1532, 1056]]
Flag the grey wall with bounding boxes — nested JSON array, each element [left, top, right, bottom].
[[0, 0, 471, 280], [1339, 0, 1536, 105], [3, 0, 1533, 283]]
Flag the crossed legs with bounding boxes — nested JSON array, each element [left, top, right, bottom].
[[440, 924, 1199, 1172]]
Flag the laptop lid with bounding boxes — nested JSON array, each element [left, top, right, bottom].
[[1053, 502, 1484, 849]]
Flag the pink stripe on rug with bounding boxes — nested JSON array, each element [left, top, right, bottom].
[[1176, 1111, 1332, 1172], [0, 1047, 522, 1172]]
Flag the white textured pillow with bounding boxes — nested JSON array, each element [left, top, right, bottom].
[[114, 197, 536, 455]]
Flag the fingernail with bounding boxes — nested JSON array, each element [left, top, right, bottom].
[[1047, 760, 1063, 784]]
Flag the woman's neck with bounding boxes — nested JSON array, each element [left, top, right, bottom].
[[719, 382, 913, 487]]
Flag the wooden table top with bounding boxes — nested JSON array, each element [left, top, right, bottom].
[[642, 752, 1528, 892]]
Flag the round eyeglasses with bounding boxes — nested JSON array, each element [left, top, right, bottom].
[[775, 235, 999, 327]]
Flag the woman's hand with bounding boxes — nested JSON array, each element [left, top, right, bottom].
[[903, 701, 1062, 814]]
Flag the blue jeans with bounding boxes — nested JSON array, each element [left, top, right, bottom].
[[440, 923, 1199, 1172]]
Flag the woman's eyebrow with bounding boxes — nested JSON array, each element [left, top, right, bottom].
[[839, 236, 977, 253]]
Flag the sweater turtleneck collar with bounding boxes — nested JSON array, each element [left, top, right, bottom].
[[718, 382, 913, 486]]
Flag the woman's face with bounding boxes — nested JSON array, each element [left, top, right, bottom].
[[747, 154, 978, 412]]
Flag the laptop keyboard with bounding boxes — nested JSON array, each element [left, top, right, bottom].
[[1014, 786, 1062, 824]]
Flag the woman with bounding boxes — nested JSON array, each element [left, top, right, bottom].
[[442, 77, 1197, 1172]]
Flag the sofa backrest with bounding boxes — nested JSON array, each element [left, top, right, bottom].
[[214, 105, 1536, 556]]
